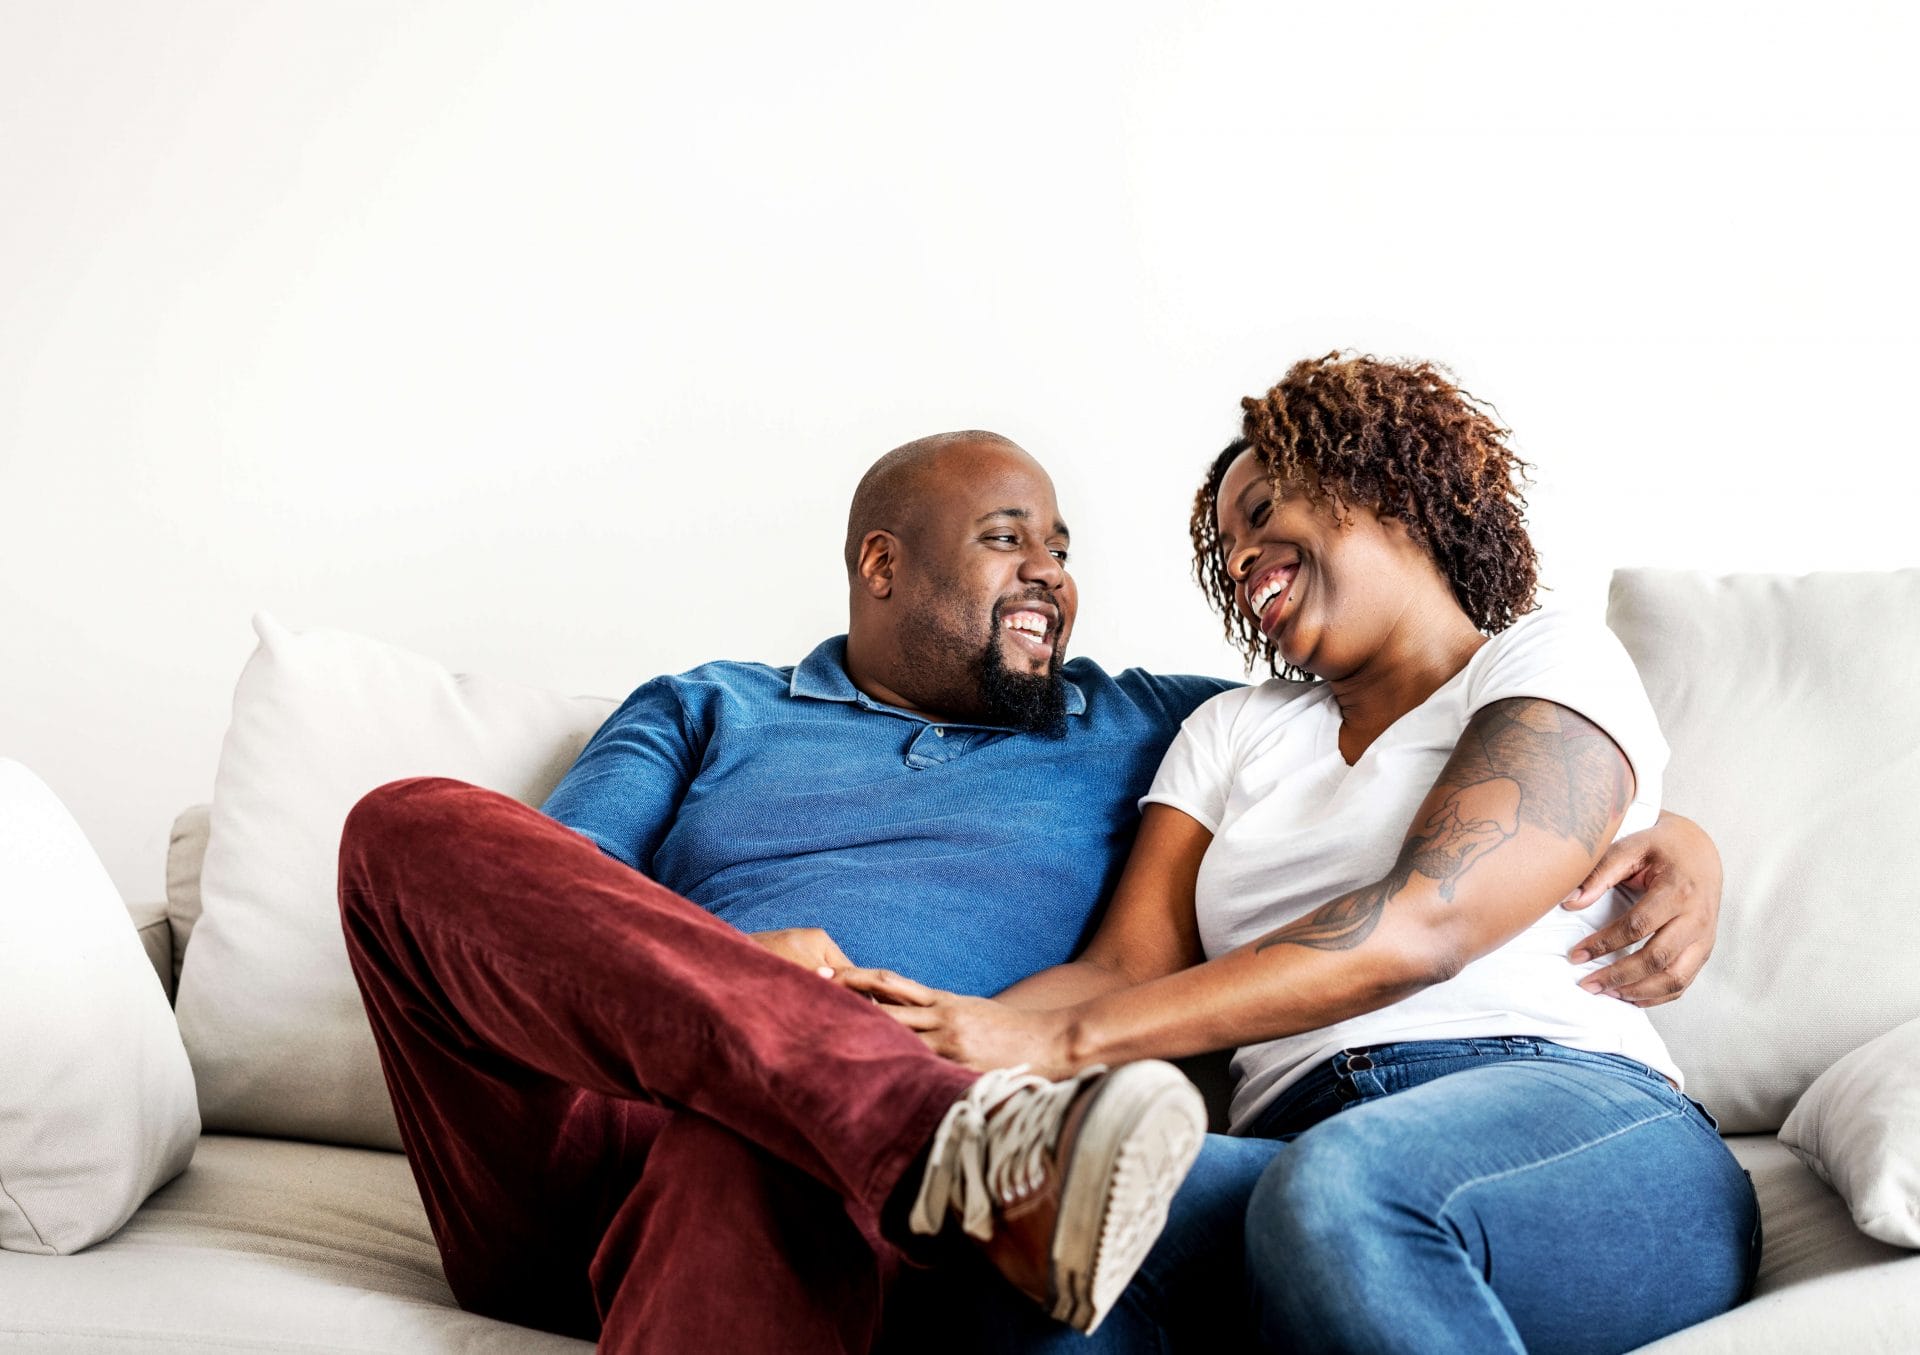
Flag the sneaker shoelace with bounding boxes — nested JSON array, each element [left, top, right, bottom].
[[908, 1063, 1106, 1242]]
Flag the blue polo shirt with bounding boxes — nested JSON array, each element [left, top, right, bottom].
[[540, 637, 1235, 997]]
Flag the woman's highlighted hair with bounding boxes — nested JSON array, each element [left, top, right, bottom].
[[1191, 352, 1540, 678]]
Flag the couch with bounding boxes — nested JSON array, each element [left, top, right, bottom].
[[3, 569, 1917, 1352]]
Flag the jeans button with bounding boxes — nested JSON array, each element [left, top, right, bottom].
[[1346, 1052, 1373, 1071]]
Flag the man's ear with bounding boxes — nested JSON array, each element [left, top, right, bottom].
[[856, 530, 899, 599]]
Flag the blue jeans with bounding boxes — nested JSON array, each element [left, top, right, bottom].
[[1244, 1038, 1760, 1354], [892, 1039, 1759, 1354]]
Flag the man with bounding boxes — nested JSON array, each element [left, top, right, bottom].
[[338, 431, 1722, 1353]]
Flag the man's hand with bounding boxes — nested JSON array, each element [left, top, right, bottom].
[[1563, 810, 1722, 1006], [748, 927, 855, 979], [839, 967, 1078, 1077]]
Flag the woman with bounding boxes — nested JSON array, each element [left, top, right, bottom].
[[852, 353, 1760, 1353]]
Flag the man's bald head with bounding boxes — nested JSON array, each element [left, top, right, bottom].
[[842, 430, 1027, 576], [838, 428, 1076, 735]]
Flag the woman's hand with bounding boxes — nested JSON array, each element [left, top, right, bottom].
[[838, 967, 1080, 1078], [1562, 809, 1722, 1006]]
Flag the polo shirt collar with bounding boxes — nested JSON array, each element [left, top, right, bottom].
[[790, 636, 1087, 719]]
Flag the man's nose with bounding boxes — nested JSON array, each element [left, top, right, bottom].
[[1228, 546, 1260, 581], [1019, 544, 1066, 589]]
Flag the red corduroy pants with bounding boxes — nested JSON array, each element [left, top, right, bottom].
[[337, 777, 978, 1355]]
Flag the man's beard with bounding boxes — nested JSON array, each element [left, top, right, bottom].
[[976, 617, 1068, 738], [896, 594, 1070, 738]]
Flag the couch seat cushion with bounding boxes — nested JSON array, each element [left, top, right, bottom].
[[1634, 1136, 1920, 1352], [2, 1133, 1915, 1351], [0, 1136, 590, 1352]]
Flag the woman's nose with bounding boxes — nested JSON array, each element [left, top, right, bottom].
[[1228, 546, 1260, 581]]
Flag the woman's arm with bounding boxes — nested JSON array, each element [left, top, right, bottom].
[[989, 805, 1214, 1011], [854, 697, 1636, 1076]]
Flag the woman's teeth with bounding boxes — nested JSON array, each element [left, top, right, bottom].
[[1252, 572, 1292, 618]]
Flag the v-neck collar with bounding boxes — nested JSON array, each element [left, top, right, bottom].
[[1321, 647, 1484, 768]]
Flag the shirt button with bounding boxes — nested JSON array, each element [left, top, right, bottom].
[[933, 727, 945, 737]]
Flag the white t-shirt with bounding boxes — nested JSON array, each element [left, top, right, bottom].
[[1143, 607, 1682, 1133]]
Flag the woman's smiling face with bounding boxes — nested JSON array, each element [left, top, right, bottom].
[[1213, 447, 1438, 681]]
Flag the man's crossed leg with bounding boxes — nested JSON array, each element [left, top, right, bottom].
[[338, 777, 1205, 1353]]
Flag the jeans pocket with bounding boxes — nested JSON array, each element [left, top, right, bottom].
[[1253, 1069, 1345, 1138]]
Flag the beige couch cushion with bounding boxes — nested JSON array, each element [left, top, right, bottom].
[[4, 1136, 1905, 1352], [174, 614, 615, 1150], [125, 898, 173, 1005], [1607, 570, 1920, 1133], [163, 802, 209, 993], [0, 1135, 591, 1352]]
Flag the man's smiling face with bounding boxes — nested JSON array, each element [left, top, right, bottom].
[[885, 439, 1079, 734]]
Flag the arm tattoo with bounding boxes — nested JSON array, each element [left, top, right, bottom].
[[1256, 699, 1633, 955]]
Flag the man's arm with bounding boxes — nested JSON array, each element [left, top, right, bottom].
[[749, 926, 857, 974], [541, 678, 702, 873], [544, 679, 862, 975], [1561, 809, 1722, 1006]]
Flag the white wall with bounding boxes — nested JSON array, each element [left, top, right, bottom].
[[4, 1, 1916, 901]]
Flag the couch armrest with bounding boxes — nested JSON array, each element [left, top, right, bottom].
[[126, 898, 175, 1005]]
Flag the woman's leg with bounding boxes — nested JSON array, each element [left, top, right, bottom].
[[1244, 1052, 1758, 1355]]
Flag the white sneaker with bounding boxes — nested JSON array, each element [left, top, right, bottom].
[[908, 1061, 1206, 1334]]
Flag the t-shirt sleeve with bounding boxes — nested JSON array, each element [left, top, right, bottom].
[[539, 676, 701, 872], [1466, 609, 1667, 826], [1138, 686, 1253, 833]]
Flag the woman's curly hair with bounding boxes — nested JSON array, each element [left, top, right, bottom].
[[1191, 351, 1540, 678]]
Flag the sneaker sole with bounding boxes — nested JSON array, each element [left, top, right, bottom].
[[1046, 1061, 1206, 1334]]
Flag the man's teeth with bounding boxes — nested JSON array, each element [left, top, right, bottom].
[[1003, 614, 1048, 639]]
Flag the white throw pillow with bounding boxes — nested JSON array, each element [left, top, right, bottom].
[[173, 614, 616, 1150], [1781, 1017, 1920, 1248], [0, 760, 199, 1253], [1607, 569, 1920, 1133]]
